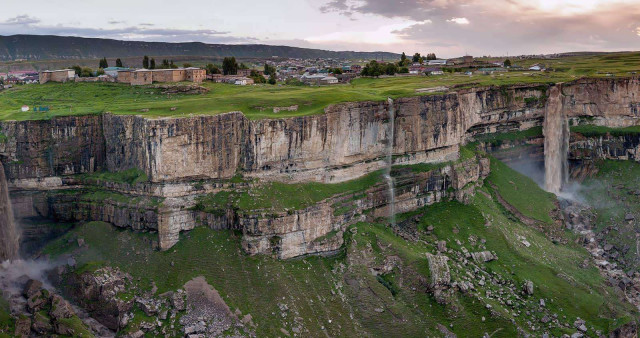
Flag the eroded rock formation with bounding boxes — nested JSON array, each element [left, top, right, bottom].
[[1, 77, 639, 258]]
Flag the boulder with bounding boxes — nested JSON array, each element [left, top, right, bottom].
[[523, 281, 534, 295], [27, 290, 50, 313], [171, 289, 187, 311], [50, 294, 75, 320], [471, 251, 497, 263], [15, 316, 31, 337], [31, 311, 53, 334], [23, 279, 43, 298]]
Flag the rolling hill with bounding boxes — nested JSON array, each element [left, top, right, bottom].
[[0, 34, 399, 61]]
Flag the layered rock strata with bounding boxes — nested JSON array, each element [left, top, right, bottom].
[[1, 77, 639, 257]]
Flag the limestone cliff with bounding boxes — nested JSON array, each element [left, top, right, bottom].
[[1, 77, 639, 258]]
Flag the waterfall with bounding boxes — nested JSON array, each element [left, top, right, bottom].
[[385, 98, 396, 227], [543, 86, 570, 194], [0, 161, 19, 261]]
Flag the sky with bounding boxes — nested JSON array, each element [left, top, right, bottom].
[[1, 0, 639, 57]]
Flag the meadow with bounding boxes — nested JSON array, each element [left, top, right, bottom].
[[1, 51, 638, 121]]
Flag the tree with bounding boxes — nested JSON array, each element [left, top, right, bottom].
[[239, 63, 248, 69], [150, 58, 156, 69], [249, 70, 266, 84], [96, 68, 105, 76], [143, 56, 150, 69], [384, 63, 399, 75], [361, 60, 384, 77], [425, 53, 437, 60], [263, 63, 276, 77], [183, 63, 192, 68], [71, 65, 82, 76], [331, 68, 343, 75], [170, 60, 177, 69], [268, 74, 277, 85], [76, 67, 93, 77], [399, 67, 409, 74], [99, 57, 108, 69], [205, 63, 221, 74], [115, 58, 123, 67], [503, 59, 512, 67], [401, 52, 407, 64], [222, 57, 238, 75], [412, 53, 421, 63]]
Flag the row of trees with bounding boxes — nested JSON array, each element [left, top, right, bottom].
[[361, 51, 439, 77], [361, 60, 404, 77], [71, 65, 104, 77], [399, 52, 438, 66], [98, 57, 124, 69]]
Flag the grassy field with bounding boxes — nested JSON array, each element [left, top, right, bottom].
[[1, 52, 638, 121]]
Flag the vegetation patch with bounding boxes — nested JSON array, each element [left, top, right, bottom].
[[474, 126, 543, 146], [570, 125, 640, 137], [76, 168, 149, 185], [194, 170, 383, 213], [487, 156, 556, 224]]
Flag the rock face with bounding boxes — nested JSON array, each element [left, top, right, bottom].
[[65, 267, 134, 330], [1, 77, 639, 257]]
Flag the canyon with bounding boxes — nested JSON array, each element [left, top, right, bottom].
[[1, 76, 640, 259]]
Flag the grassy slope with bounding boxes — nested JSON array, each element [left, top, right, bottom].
[[40, 158, 635, 336], [487, 156, 557, 224], [0, 294, 13, 338]]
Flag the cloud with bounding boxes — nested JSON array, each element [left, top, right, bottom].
[[393, 2, 640, 56], [0, 15, 256, 44], [320, 0, 640, 56], [1, 15, 41, 25], [447, 17, 469, 24]]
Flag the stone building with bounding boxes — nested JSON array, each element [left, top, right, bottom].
[[39, 69, 75, 84], [185, 67, 206, 83], [131, 70, 153, 85]]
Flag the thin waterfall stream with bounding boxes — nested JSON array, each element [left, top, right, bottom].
[[386, 98, 396, 227], [0, 161, 19, 262]]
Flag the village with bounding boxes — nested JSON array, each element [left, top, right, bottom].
[[0, 53, 555, 89]]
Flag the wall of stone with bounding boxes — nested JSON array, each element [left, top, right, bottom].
[[1, 77, 639, 257]]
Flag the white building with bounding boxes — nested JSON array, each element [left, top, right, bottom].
[[427, 59, 448, 66]]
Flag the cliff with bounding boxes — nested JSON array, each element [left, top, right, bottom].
[[1, 77, 639, 258]]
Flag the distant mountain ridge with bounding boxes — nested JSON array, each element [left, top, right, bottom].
[[0, 35, 399, 61]]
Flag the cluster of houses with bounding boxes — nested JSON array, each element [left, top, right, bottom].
[[39, 67, 206, 85], [5, 54, 553, 90], [0, 70, 40, 85]]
